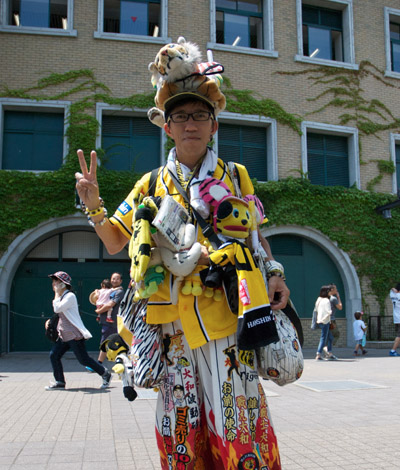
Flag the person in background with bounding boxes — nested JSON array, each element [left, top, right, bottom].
[[389, 283, 400, 356], [353, 311, 367, 356], [315, 285, 337, 361], [45, 271, 112, 390], [323, 283, 343, 356], [91, 278, 114, 323], [93, 272, 124, 365]]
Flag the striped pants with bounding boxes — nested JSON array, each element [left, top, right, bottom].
[[155, 319, 281, 470]]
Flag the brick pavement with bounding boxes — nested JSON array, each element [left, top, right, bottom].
[[0, 348, 399, 469]]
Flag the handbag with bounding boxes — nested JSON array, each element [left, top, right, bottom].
[[256, 301, 304, 386], [118, 286, 165, 389], [361, 333, 367, 347], [45, 313, 59, 342], [311, 309, 318, 330]]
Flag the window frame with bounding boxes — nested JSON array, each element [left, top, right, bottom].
[[0, 98, 70, 171], [295, 0, 357, 70], [215, 111, 278, 183], [94, 0, 170, 44], [301, 121, 360, 188], [389, 133, 400, 195], [384, 7, 400, 79], [208, 0, 277, 58], [96, 103, 165, 169], [0, 0, 77, 37]]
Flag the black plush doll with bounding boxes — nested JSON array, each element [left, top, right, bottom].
[[100, 334, 137, 402]]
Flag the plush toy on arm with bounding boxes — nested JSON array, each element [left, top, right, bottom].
[[199, 178, 279, 350]]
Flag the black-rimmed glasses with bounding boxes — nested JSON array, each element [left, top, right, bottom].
[[169, 111, 213, 123]]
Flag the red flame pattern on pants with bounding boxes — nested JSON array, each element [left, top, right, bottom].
[[155, 319, 281, 470]]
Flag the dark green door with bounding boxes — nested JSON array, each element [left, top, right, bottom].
[[268, 234, 345, 319], [10, 260, 130, 352]]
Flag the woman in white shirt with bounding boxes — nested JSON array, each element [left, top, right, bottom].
[[315, 285, 336, 361], [45, 271, 112, 390]]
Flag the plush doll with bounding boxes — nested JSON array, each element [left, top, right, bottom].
[[129, 196, 203, 303], [199, 178, 279, 350], [101, 334, 137, 402], [147, 37, 226, 127]]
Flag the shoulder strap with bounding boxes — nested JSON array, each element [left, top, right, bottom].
[[167, 168, 222, 249], [148, 167, 160, 197]]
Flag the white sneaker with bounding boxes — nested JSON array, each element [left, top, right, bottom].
[[100, 370, 112, 389], [323, 346, 328, 356]]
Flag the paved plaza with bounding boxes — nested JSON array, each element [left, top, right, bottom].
[[0, 347, 399, 469]]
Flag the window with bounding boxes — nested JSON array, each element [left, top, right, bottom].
[[216, 0, 263, 49], [396, 145, 400, 192], [95, 0, 168, 43], [307, 133, 349, 186], [216, 113, 278, 182], [208, 0, 276, 57], [390, 23, 400, 73], [101, 114, 160, 172], [295, 0, 356, 69], [301, 122, 360, 188], [384, 8, 400, 78], [302, 5, 343, 61], [0, 101, 69, 171], [389, 133, 400, 194], [0, 0, 76, 36]]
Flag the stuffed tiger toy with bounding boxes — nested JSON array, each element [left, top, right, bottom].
[[147, 37, 226, 127]]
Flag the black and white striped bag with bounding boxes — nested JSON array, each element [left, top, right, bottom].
[[118, 287, 165, 389]]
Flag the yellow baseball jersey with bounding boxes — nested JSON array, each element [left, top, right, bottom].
[[110, 159, 255, 349]]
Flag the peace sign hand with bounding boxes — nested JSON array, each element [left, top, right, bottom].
[[75, 150, 100, 210]]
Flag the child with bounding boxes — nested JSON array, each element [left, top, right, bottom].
[[353, 311, 367, 356], [94, 279, 114, 323]]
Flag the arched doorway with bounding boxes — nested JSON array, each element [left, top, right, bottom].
[[0, 215, 131, 352], [268, 234, 345, 319], [262, 225, 362, 346]]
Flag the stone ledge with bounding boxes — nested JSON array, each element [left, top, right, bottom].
[[365, 341, 393, 349]]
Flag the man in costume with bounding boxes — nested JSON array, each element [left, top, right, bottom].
[[75, 37, 289, 470]]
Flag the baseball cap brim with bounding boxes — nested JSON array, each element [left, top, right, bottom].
[[164, 92, 215, 116]]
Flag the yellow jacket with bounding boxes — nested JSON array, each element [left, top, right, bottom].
[[110, 158, 256, 349]]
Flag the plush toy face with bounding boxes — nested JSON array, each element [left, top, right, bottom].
[[154, 43, 189, 77], [106, 344, 128, 362], [149, 38, 201, 83], [215, 198, 252, 239]]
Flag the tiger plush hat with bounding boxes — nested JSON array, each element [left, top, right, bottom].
[[147, 37, 226, 127]]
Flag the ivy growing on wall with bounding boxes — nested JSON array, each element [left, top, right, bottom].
[[1, 67, 400, 311], [277, 60, 400, 189]]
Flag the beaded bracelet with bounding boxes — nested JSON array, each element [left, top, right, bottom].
[[87, 208, 108, 228], [81, 197, 104, 216], [80, 198, 108, 228], [265, 260, 286, 281], [267, 271, 286, 281]]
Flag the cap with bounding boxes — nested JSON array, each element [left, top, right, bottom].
[[48, 271, 72, 286], [164, 92, 216, 120], [100, 333, 128, 353]]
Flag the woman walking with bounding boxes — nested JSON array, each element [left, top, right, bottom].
[[315, 285, 337, 361], [45, 271, 112, 390]]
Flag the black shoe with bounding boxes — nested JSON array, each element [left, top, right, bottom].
[[45, 381, 65, 390]]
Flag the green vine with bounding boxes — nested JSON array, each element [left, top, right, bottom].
[[277, 60, 400, 189], [1, 67, 400, 312], [223, 79, 302, 134], [254, 177, 400, 311]]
